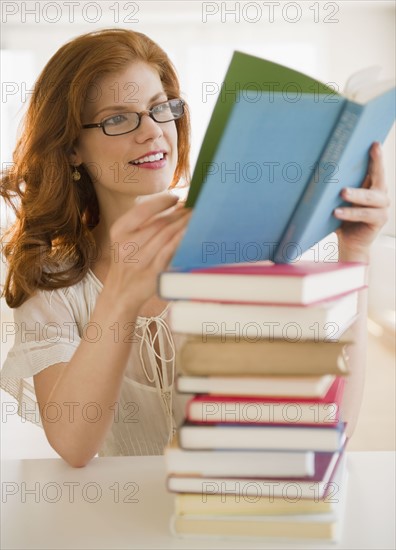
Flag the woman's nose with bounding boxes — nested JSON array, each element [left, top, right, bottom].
[[134, 113, 163, 142]]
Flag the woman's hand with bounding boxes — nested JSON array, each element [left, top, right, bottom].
[[105, 192, 191, 311], [335, 142, 390, 262]]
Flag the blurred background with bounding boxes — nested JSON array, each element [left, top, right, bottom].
[[1, 0, 395, 458]]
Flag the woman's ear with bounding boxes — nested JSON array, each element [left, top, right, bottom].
[[68, 146, 83, 167]]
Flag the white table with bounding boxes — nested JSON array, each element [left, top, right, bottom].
[[1, 452, 394, 549]]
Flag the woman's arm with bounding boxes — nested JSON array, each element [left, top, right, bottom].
[[34, 192, 190, 467], [34, 288, 140, 468]]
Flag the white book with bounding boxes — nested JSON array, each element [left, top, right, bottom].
[[177, 374, 335, 397], [168, 450, 342, 500], [179, 423, 346, 452], [165, 436, 314, 478], [169, 291, 358, 340]]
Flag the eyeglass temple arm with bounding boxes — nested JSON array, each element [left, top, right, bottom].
[[82, 123, 103, 129]]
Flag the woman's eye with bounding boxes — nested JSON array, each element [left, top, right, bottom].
[[154, 102, 169, 113], [105, 114, 128, 126]]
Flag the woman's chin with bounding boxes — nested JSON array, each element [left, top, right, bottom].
[[137, 177, 173, 195]]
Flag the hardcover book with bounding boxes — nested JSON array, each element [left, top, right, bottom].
[[174, 492, 335, 516], [165, 435, 315, 478], [176, 373, 336, 398], [170, 52, 395, 268], [176, 335, 351, 376], [160, 261, 367, 305], [178, 421, 346, 452], [185, 376, 345, 426], [169, 290, 359, 340], [167, 448, 344, 500]]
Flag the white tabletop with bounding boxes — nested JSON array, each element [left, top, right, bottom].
[[1, 451, 395, 549]]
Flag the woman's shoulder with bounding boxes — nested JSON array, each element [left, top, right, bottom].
[[49, 267, 102, 319], [13, 266, 100, 324]]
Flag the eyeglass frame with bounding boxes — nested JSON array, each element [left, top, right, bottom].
[[81, 98, 185, 136]]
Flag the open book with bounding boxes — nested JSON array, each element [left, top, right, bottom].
[[171, 52, 395, 268]]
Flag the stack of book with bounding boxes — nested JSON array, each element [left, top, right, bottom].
[[160, 261, 367, 542]]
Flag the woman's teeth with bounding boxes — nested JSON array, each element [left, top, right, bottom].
[[131, 152, 164, 165]]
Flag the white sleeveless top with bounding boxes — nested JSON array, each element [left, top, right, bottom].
[[0, 269, 191, 457]]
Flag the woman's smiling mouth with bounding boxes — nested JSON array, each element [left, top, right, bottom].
[[130, 151, 167, 168]]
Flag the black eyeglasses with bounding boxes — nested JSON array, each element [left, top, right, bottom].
[[81, 98, 185, 136]]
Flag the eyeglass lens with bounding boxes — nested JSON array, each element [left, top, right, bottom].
[[104, 99, 183, 135]]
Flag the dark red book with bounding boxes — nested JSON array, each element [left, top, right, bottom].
[[185, 376, 345, 426]]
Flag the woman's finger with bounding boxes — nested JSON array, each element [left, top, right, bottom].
[[138, 199, 187, 229], [130, 207, 191, 251], [366, 142, 387, 191], [340, 187, 390, 208], [151, 224, 189, 273], [139, 210, 192, 268], [334, 206, 389, 227]]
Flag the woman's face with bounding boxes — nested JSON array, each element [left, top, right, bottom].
[[73, 62, 178, 201]]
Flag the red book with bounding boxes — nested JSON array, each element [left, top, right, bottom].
[[185, 376, 345, 426], [159, 261, 367, 305]]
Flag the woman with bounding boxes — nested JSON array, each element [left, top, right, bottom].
[[0, 29, 390, 467]]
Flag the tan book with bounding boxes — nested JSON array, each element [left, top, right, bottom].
[[177, 336, 351, 376], [171, 513, 341, 540], [175, 492, 334, 516]]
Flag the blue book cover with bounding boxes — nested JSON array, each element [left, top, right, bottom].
[[274, 88, 396, 262], [170, 52, 395, 269]]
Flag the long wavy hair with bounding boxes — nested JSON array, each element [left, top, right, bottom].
[[1, 28, 191, 308]]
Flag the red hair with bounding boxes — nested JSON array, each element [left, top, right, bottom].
[[1, 28, 191, 308]]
